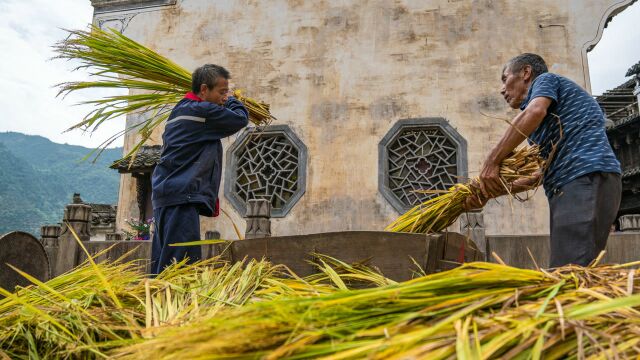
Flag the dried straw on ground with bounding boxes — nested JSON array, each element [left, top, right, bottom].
[[2, 242, 640, 359], [114, 260, 640, 360], [0, 250, 388, 359], [54, 26, 276, 157], [386, 145, 545, 234]]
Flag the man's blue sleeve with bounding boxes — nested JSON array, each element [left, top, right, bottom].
[[529, 73, 559, 104], [202, 97, 249, 137]]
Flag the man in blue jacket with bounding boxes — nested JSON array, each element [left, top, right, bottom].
[[465, 53, 621, 267], [151, 64, 248, 274]]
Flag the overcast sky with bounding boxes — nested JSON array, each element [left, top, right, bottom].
[[0, 0, 125, 149], [588, 1, 640, 94], [0, 1, 638, 149]]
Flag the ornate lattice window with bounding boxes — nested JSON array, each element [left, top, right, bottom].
[[225, 125, 307, 217], [379, 118, 467, 213]]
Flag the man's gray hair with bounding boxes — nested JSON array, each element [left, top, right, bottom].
[[191, 64, 230, 94], [504, 53, 548, 80]]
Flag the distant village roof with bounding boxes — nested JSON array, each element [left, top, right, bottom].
[[89, 203, 117, 228], [596, 78, 637, 123], [110, 145, 161, 173], [622, 166, 640, 179], [626, 60, 640, 77]]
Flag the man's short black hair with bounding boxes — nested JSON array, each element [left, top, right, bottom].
[[505, 53, 548, 80], [191, 64, 230, 94]]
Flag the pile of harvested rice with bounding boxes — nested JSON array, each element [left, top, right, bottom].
[[2, 248, 639, 359]]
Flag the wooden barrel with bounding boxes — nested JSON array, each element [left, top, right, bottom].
[[0, 231, 50, 292]]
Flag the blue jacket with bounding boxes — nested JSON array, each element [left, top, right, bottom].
[[151, 93, 249, 216]]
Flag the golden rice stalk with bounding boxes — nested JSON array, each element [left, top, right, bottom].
[[113, 262, 640, 360], [4, 246, 640, 359], [0, 251, 393, 358], [386, 145, 545, 234], [233, 89, 277, 127]]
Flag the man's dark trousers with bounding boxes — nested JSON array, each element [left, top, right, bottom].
[[549, 172, 621, 267], [151, 204, 202, 274]]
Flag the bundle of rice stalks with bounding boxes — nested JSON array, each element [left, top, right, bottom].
[[113, 261, 640, 360], [233, 89, 277, 128], [0, 256, 288, 358], [386, 145, 545, 234], [54, 26, 276, 157], [0, 258, 144, 358]]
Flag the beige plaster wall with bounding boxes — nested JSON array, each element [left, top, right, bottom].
[[96, 0, 636, 239]]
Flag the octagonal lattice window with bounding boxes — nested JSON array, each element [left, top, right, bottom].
[[379, 118, 467, 213], [225, 125, 307, 217]]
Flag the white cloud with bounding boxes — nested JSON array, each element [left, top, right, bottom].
[[588, 1, 640, 95], [0, 0, 125, 148]]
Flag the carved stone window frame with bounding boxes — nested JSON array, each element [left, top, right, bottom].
[[224, 125, 307, 218], [378, 118, 468, 214]]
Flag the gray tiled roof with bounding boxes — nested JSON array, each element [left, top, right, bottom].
[[610, 114, 640, 130], [110, 145, 161, 173], [596, 78, 637, 122], [623, 166, 640, 179], [626, 60, 640, 77]]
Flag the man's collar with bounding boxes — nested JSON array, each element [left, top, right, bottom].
[[519, 79, 538, 111], [184, 92, 203, 102]]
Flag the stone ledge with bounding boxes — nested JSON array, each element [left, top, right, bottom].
[[91, 0, 176, 13], [620, 214, 640, 232]]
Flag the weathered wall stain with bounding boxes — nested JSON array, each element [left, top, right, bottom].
[[369, 96, 409, 122], [310, 101, 349, 124], [476, 95, 505, 112]]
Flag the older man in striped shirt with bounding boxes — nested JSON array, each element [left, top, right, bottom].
[[465, 53, 621, 267]]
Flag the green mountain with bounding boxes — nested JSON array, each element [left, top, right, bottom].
[[0, 132, 122, 236]]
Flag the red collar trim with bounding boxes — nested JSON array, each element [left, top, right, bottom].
[[184, 92, 203, 102]]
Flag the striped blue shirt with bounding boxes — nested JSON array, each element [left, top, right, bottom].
[[522, 72, 621, 198]]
